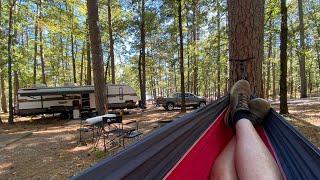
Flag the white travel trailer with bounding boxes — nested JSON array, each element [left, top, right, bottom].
[[16, 84, 138, 117]]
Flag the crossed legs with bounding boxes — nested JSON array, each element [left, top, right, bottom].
[[210, 119, 282, 180]]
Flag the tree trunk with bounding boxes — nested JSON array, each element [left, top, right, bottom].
[[266, 14, 273, 99], [59, 4, 65, 84], [87, 0, 107, 115], [71, 34, 77, 84], [105, 56, 110, 83], [39, 0, 46, 85], [216, 0, 221, 98], [227, 0, 264, 96], [86, 24, 92, 85], [0, 73, 7, 113], [13, 71, 19, 108], [308, 62, 312, 94], [289, 45, 294, 98], [173, 60, 177, 92], [71, 3, 76, 84], [272, 62, 276, 100], [224, 59, 228, 94], [39, 30, 46, 85], [108, 0, 115, 84], [139, 0, 146, 108], [178, 0, 186, 112], [315, 37, 320, 78], [80, 42, 85, 86], [33, 1, 39, 85], [0, 0, 7, 114], [138, 54, 142, 101], [71, 35, 77, 83], [280, 0, 288, 114], [297, 0, 307, 98], [7, 0, 16, 124], [186, 18, 190, 93], [187, 55, 190, 92], [192, 1, 198, 95]]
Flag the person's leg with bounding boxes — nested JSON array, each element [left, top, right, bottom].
[[224, 80, 282, 179], [210, 137, 237, 180], [235, 118, 282, 180]]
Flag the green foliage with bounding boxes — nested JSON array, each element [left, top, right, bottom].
[[0, 0, 319, 104]]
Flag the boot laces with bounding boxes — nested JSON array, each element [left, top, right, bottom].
[[237, 93, 249, 109]]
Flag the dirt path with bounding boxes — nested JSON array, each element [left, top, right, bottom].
[[0, 99, 319, 179], [0, 107, 188, 179], [272, 97, 320, 147]]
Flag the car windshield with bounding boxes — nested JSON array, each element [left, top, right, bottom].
[[172, 93, 180, 97], [171, 93, 195, 98]]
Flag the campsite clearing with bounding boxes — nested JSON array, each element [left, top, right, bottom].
[[0, 98, 319, 179]]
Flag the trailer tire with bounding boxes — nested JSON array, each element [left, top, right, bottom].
[[166, 103, 174, 111], [60, 111, 73, 120]]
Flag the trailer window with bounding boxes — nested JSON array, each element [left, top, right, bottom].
[[119, 87, 124, 100]]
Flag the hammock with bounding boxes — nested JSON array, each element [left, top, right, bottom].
[[73, 96, 320, 180]]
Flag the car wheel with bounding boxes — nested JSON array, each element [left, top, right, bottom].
[[199, 102, 206, 108], [166, 103, 174, 111]]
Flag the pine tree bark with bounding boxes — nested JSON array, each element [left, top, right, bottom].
[[308, 67, 312, 94], [0, 73, 7, 113], [186, 17, 190, 93], [12, 28, 19, 107], [192, 1, 198, 95], [314, 35, 320, 79], [216, 0, 221, 98], [266, 13, 273, 99], [13, 71, 19, 108], [297, 0, 307, 98], [0, 0, 7, 114], [178, 0, 186, 112], [280, 0, 288, 114], [227, 0, 264, 96], [139, 0, 146, 108], [87, 0, 107, 115], [108, 0, 115, 84], [289, 45, 294, 98], [39, 0, 46, 85], [39, 30, 46, 85], [138, 54, 142, 99], [33, 1, 39, 85], [7, 0, 16, 124], [86, 22, 92, 85], [71, 3, 76, 84], [272, 62, 276, 99], [80, 42, 85, 86]]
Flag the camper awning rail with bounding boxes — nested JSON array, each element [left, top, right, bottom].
[[18, 86, 95, 96]]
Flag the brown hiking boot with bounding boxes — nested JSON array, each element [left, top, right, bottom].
[[225, 80, 251, 127], [249, 98, 271, 124]]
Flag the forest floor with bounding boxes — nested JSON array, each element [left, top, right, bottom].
[[0, 97, 319, 179]]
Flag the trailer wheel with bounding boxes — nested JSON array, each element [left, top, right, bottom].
[[166, 103, 174, 111], [60, 111, 73, 120], [60, 112, 69, 119]]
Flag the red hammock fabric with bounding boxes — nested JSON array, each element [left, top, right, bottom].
[[165, 109, 278, 180]]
